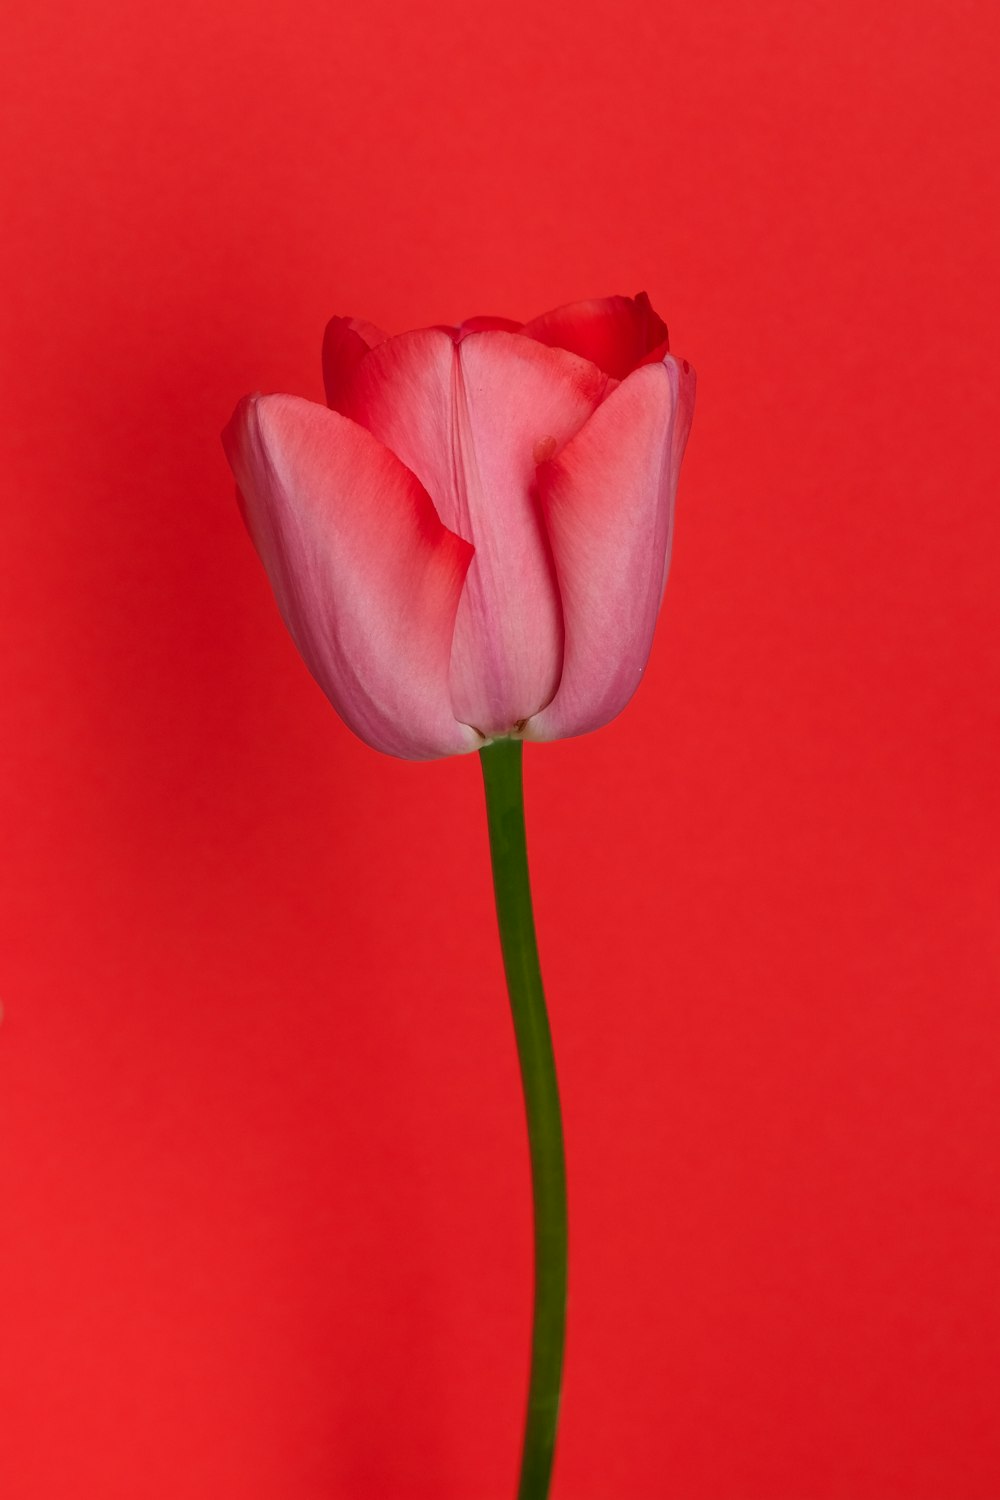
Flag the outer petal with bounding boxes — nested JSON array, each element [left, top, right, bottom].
[[223, 393, 479, 760], [335, 328, 612, 735], [527, 355, 696, 742], [521, 292, 669, 379]]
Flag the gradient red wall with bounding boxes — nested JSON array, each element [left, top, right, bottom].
[[2, 1, 998, 1496]]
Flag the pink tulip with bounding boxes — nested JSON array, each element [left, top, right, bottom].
[[223, 293, 695, 760]]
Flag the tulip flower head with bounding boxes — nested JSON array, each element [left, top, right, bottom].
[[224, 293, 694, 759]]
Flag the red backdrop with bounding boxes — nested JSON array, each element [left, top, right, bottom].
[[2, 1, 998, 1496]]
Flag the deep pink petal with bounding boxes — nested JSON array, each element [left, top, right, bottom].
[[337, 329, 612, 735], [425, 316, 524, 344], [521, 291, 669, 379], [527, 354, 696, 742], [457, 315, 523, 337], [223, 393, 479, 760], [322, 316, 389, 409]]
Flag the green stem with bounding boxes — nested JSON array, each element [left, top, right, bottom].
[[480, 738, 568, 1500]]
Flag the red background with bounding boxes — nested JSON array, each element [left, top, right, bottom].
[[2, 1, 998, 1496]]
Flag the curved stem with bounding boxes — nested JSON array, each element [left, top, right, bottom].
[[480, 738, 568, 1500]]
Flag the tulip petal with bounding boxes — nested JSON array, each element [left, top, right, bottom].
[[223, 393, 479, 760], [334, 329, 611, 735], [527, 355, 696, 742], [521, 292, 669, 379], [322, 316, 389, 409], [456, 315, 523, 337]]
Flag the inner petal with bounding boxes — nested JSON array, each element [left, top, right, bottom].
[[521, 292, 669, 379]]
